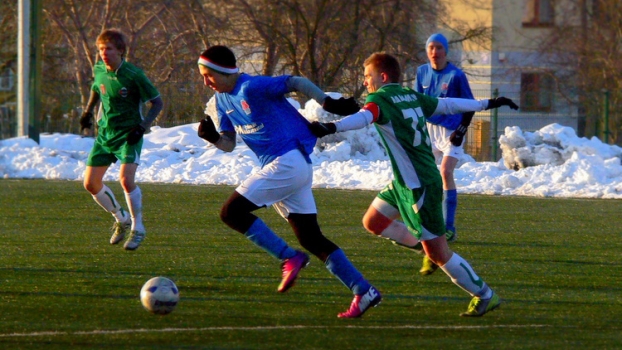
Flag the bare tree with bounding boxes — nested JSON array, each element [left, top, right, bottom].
[[534, 0, 622, 142]]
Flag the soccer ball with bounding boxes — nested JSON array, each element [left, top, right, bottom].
[[140, 276, 180, 315]]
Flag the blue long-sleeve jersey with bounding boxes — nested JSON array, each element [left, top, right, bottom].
[[413, 62, 474, 130]]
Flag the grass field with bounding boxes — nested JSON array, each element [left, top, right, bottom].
[[1, 179, 621, 349]]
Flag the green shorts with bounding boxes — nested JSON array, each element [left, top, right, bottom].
[[86, 131, 142, 167], [377, 180, 446, 240]]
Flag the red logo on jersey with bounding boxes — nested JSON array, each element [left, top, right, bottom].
[[100, 84, 107, 95], [241, 100, 251, 115], [441, 83, 449, 91]]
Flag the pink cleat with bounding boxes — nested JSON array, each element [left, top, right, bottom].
[[338, 286, 382, 318], [277, 251, 310, 293]]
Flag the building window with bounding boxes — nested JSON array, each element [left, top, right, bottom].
[[521, 72, 554, 112], [522, 0, 554, 27]]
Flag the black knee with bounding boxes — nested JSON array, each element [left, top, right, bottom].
[[220, 192, 260, 233], [288, 213, 338, 261]]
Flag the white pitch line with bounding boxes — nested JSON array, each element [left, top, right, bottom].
[[0, 324, 555, 338]]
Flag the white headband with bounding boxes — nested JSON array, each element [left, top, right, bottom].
[[198, 56, 239, 74]]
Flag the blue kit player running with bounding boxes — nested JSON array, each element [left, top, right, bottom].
[[195, 45, 381, 318]]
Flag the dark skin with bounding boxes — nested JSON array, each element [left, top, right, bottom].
[[220, 192, 338, 262]]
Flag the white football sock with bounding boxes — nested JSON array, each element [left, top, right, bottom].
[[440, 253, 492, 298], [125, 186, 144, 232], [93, 185, 129, 223]]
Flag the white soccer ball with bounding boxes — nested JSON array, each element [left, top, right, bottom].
[[140, 276, 180, 315]]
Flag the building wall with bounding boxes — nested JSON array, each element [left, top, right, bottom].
[[433, 0, 580, 161]]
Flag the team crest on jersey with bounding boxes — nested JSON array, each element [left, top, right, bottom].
[[241, 100, 251, 115], [119, 87, 128, 98], [441, 83, 449, 91], [99, 84, 107, 95]]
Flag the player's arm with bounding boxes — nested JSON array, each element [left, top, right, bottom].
[[126, 95, 165, 145], [140, 96, 164, 130], [197, 116, 236, 152], [308, 102, 380, 138], [286, 76, 360, 116], [80, 90, 100, 132], [433, 96, 518, 116]]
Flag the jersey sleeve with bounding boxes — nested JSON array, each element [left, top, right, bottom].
[[135, 71, 160, 103], [247, 75, 290, 99]]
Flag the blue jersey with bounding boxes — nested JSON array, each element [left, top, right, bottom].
[[414, 62, 474, 130], [215, 74, 317, 167]]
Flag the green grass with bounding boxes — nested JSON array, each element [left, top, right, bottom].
[[1, 179, 621, 349]]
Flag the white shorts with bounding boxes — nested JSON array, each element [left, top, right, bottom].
[[426, 122, 465, 162], [237, 149, 316, 219]]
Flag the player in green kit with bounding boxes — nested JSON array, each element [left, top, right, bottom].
[[79, 29, 163, 251], [309, 52, 518, 316]]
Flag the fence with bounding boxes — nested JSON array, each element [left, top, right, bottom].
[[466, 89, 580, 162]]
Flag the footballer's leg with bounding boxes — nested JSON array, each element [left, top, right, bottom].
[[84, 165, 131, 243], [288, 213, 381, 318], [440, 154, 459, 242], [423, 237, 500, 317], [221, 191, 303, 292], [362, 197, 421, 250], [118, 162, 145, 250]]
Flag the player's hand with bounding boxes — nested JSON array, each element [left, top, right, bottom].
[[79, 111, 93, 131], [126, 125, 145, 145], [449, 111, 474, 147], [486, 97, 519, 110], [309, 121, 337, 138], [198, 116, 221, 143], [449, 124, 468, 146], [322, 96, 360, 116]]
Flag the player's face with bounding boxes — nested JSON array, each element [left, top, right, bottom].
[[363, 64, 384, 93], [427, 41, 447, 70], [97, 42, 124, 71], [199, 65, 234, 93]]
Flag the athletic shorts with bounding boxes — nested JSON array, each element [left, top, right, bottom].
[[376, 180, 445, 241], [86, 133, 142, 167], [237, 149, 316, 219], [427, 122, 465, 161]]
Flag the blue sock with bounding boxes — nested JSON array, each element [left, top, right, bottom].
[[444, 189, 458, 232], [325, 249, 370, 295], [244, 219, 297, 260]]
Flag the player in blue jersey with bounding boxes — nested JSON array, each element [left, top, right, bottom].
[[413, 33, 475, 275], [195, 45, 381, 318]]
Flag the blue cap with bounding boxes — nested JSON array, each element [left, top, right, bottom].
[[426, 33, 448, 54]]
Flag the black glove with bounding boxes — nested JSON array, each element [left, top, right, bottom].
[[198, 117, 221, 143], [486, 97, 519, 110], [449, 112, 474, 147], [322, 96, 360, 116], [309, 121, 337, 138], [126, 125, 146, 145], [79, 111, 93, 131]]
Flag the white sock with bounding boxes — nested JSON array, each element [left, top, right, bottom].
[[380, 220, 419, 248], [125, 186, 144, 232], [440, 253, 491, 298], [93, 185, 129, 223]]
